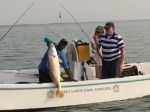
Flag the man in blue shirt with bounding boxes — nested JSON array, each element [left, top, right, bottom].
[[99, 22, 125, 79], [38, 38, 53, 83], [38, 38, 74, 83], [56, 39, 74, 81]]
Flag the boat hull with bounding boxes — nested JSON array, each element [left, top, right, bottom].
[[0, 75, 150, 110]]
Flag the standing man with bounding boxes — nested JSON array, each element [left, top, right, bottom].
[[99, 22, 125, 79], [92, 26, 104, 79]]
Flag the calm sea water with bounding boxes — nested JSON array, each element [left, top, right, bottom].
[[0, 20, 150, 111]]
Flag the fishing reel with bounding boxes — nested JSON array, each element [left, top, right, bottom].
[[86, 57, 97, 67]]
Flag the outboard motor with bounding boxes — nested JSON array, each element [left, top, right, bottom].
[[66, 40, 96, 81]]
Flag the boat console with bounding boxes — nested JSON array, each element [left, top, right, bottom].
[[66, 41, 97, 81]]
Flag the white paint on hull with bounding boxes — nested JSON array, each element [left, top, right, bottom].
[[0, 62, 150, 110]]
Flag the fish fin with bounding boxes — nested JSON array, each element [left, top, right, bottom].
[[60, 76, 64, 82], [56, 89, 64, 98], [50, 53, 56, 58]]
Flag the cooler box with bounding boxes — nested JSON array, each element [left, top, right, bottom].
[[76, 43, 90, 62]]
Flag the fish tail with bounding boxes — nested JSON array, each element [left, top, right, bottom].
[[56, 89, 64, 98]]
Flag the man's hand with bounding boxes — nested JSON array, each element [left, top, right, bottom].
[[91, 35, 100, 49], [58, 58, 62, 63], [93, 35, 99, 43], [119, 63, 124, 73], [91, 43, 96, 49]]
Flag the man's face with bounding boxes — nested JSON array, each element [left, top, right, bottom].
[[105, 27, 114, 36], [61, 45, 67, 50]]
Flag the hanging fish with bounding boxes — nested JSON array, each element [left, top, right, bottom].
[[48, 43, 64, 98]]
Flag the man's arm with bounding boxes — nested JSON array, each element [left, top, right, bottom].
[[119, 48, 125, 72], [59, 52, 75, 81], [91, 35, 100, 50], [59, 52, 69, 70]]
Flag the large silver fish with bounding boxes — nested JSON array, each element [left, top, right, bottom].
[[48, 43, 64, 98]]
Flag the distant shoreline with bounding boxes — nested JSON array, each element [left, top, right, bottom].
[[0, 19, 150, 27]]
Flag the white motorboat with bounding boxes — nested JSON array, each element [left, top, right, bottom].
[[0, 42, 150, 110], [0, 62, 150, 110]]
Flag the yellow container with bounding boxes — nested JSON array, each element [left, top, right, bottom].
[[76, 43, 90, 62]]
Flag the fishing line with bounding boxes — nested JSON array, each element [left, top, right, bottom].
[[59, 3, 102, 59], [59, 3, 92, 44], [0, 2, 35, 42], [44, 26, 63, 39]]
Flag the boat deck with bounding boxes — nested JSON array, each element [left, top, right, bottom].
[[0, 62, 150, 84], [0, 69, 39, 84]]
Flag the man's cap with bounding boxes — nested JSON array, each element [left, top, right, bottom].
[[95, 26, 104, 32], [104, 22, 115, 29], [44, 37, 52, 45]]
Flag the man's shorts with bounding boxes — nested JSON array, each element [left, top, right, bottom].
[[102, 58, 120, 79]]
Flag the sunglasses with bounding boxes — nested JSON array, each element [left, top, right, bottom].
[[95, 31, 104, 34]]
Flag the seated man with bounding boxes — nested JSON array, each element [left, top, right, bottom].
[[38, 38, 54, 83], [39, 37, 75, 83]]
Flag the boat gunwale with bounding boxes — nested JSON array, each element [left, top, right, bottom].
[[0, 75, 150, 90]]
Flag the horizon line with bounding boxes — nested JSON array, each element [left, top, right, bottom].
[[0, 18, 150, 27]]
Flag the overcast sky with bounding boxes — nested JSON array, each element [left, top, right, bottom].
[[0, 0, 150, 25]]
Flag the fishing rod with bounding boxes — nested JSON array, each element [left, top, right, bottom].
[[59, 3, 102, 59], [59, 3, 92, 44], [44, 26, 63, 39], [0, 2, 35, 42]]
